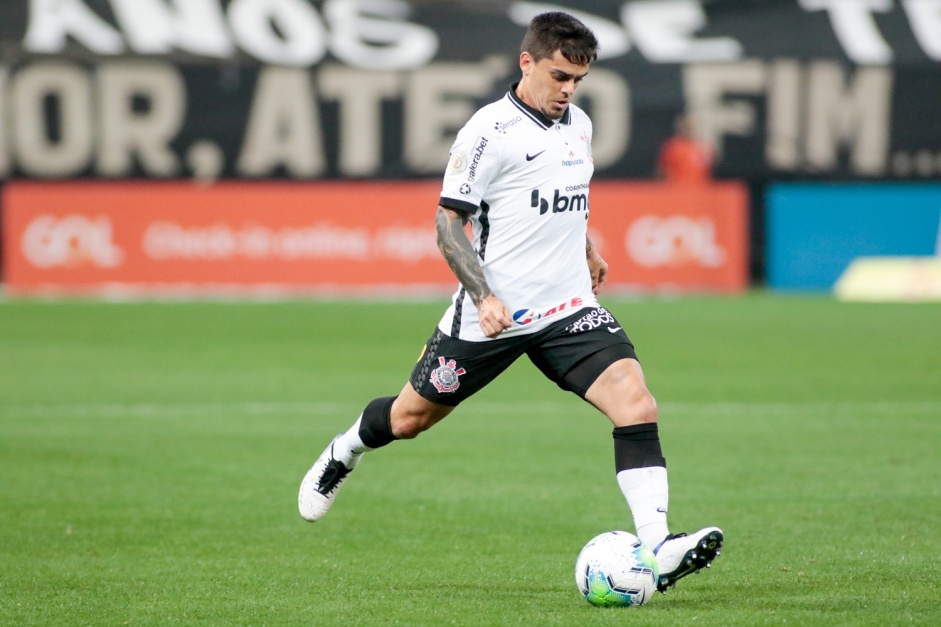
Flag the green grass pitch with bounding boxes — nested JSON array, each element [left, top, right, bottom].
[[1, 294, 939, 625]]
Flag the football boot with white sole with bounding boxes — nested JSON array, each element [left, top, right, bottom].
[[298, 434, 360, 522], [653, 526, 723, 593]]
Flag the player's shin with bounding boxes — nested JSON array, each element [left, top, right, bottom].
[[332, 396, 399, 467], [613, 423, 670, 550]]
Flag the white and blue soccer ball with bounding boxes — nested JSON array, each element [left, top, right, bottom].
[[575, 530, 659, 607]]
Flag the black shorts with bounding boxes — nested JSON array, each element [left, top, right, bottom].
[[409, 307, 637, 406]]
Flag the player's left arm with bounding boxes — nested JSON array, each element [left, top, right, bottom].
[[586, 237, 607, 295]]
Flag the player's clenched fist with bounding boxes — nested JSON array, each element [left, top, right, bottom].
[[477, 295, 513, 338]]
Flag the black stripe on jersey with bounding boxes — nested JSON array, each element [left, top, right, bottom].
[[449, 201, 488, 339], [440, 196, 478, 214], [451, 287, 465, 338], [507, 83, 571, 129], [477, 200, 491, 262]]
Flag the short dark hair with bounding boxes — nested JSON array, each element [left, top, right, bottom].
[[520, 12, 599, 66]]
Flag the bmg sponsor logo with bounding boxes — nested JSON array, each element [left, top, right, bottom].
[[21, 215, 124, 269], [531, 188, 588, 216]]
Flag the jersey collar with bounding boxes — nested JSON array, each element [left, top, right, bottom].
[[508, 83, 571, 129]]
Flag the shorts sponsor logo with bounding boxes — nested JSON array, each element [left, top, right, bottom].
[[430, 356, 466, 393], [512, 297, 583, 325], [565, 307, 616, 334]]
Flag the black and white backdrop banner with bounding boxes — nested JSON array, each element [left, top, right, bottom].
[[1, 0, 939, 181]]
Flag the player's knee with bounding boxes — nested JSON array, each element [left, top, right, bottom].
[[611, 392, 657, 427], [390, 409, 436, 439], [632, 391, 658, 424]]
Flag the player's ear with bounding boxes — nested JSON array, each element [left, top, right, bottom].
[[519, 51, 533, 76]]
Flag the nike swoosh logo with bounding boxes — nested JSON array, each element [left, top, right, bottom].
[[607, 326, 622, 333], [657, 507, 667, 513], [525, 150, 546, 161]]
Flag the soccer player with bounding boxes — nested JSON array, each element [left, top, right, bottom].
[[299, 11, 723, 594]]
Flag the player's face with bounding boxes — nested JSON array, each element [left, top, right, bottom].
[[519, 50, 589, 120]]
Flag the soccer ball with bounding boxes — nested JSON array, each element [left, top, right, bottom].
[[574, 530, 659, 607]]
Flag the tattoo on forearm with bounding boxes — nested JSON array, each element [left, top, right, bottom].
[[586, 237, 593, 255], [436, 207, 492, 306]]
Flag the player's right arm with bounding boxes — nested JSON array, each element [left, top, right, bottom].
[[436, 206, 512, 338], [586, 237, 608, 295]]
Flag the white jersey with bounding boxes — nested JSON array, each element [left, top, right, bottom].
[[437, 85, 599, 342]]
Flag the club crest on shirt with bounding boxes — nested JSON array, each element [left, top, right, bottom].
[[430, 356, 466, 393], [580, 132, 593, 163]]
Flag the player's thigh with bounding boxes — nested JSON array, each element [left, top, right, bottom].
[[526, 307, 637, 398]]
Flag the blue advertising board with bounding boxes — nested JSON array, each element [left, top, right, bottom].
[[766, 184, 941, 290]]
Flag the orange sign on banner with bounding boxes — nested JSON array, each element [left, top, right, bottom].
[[2, 181, 748, 295], [587, 181, 749, 293], [2, 181, 454, 295]]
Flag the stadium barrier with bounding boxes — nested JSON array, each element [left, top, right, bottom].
[[766, 183, 941, 291], [2, 181, 748, 296]]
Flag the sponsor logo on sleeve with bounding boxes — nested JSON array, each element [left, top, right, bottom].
[[466, 136, 488, 183]]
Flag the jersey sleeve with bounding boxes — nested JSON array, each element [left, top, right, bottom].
[[439, 114, 501, 215]]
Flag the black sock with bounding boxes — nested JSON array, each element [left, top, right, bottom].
[[358, 396, 398, 449], [612, 423, 666, 473]]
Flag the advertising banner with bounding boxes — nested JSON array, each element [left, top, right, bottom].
[[766, 183, 941, 290], [2, 181, 452, 295], [589, 182, 749, 293], [3, 181, 749, 295], [0, 0, 939, 183]]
